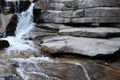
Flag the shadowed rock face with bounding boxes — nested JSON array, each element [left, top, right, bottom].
[[0, 14, 17, 37], [32, 0, 38, 3], [5, 14, 18, 36]]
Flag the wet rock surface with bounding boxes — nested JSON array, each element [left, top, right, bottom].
[[84, 62, 120, 80], [8, 57, 120, 80], [0, 24, 120, 80], [0, 0, 120, 80], [0, 40, 10, 50]]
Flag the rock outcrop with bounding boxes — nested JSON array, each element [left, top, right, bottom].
[[34, 0, 120, 24], [0, 0, 119, 80], [41, 36, 120, 57], [0, 14, 17, 37], [9, 57, 120, 80], [59, 27, 120, 38], [5, 14, 18, 36]]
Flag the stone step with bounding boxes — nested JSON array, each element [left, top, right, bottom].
[[41, 36, 120, 57], [72, 17, 120, 23], [59, 27, 120, 38], [85, 7, 120, 17], [42, 9, 120, 23]]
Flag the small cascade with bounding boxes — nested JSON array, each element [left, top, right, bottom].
[[15, 3, 35, 39], [1, 2, 36, 52]]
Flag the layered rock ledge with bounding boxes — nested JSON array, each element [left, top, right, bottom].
[[41, 36, 120, 57]]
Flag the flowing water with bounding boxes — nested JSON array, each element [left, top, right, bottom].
[[2, 3, 36, 52], [1, 2, 91, 80], [15, 3, 35, 39]]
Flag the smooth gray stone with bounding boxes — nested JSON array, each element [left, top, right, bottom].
[[59, 27, 120, 38]]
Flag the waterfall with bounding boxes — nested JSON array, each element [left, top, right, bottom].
[[2, 3, 36, 52], [15, 3, 35, 39]]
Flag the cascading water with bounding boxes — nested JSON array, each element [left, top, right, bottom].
[[2, 3, 36, 52], [15, 3, 35, 39]]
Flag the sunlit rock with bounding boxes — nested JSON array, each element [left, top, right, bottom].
[[41, 36, 120, 57], [59, 27, 120, 38]]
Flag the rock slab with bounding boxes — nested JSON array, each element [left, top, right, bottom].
[[59, 27, 120, 38], [41, 36, 120, 57]]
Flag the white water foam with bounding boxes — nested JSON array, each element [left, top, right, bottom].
[[11, 57, 60, 80], [15, 3, 35, 39], [1, 3, 36, 52], [3, 36, 36, 52]]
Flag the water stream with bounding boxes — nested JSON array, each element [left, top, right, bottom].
[[1, 1, 91, 80], [2, 3, 36, 52], [67, 62, 91, 80], [15, 3, 35, 39]]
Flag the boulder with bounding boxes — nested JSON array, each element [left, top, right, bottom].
[[59, 27, 120, 38], [41, 36, 120, 57], [0, 40, 10, 50]]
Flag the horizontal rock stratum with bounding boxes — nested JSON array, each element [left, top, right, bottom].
[[59, 27, 120, 38], [36, 0, 120, 24], [41, 36, 120, 57]]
